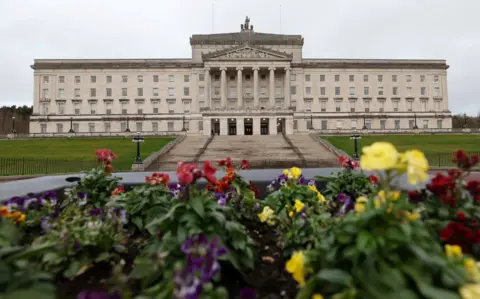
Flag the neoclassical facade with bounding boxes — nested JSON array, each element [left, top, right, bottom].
[[29, 17, 452, 136]]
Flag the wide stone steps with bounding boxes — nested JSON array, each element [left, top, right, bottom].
[[287, 134, 338, 167]]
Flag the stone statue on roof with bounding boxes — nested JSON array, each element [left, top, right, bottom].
[[244, 16, 250, 29]]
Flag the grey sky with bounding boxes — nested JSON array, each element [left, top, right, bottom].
[[1, 0, 479, 115]]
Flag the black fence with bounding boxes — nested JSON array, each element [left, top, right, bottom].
[[0, 158, 99, 176], [425, 152, 480, 167]]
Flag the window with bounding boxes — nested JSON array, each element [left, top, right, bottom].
[[184, 121, 190, 131], [406, 75, 411, 82], [349, 87, 355, 96], [423, 120, 428, 129], [434, 87, 440, 96], [40, 123, 47, 133], [137, 75, 143, 83], [319, 75, 325, 82], [73, 123, 79, 132], [406, 87, 412, 96], [421, 100, 427, 111], [305, 87, 311, 96], [198, 74, 204, 82], [88, 123, 95, 133], [379, 100, 385, 112], [363, 75, 368, 82], [152, 122, 158, 132], [392, 75, 397, 82], [183, 100, 191, 113], [335, 120, 343, 129], [407, 101, 413, 111], [335, 100, 341, 112], [198, 121, 203, 131], [57, 102, 65, 114], [214, 75, 220, 81], [58, 76, 65, 83], [42, 89, 49, 98], [43, 76, 49, 83], [137, 88, 143, 97], [364, 100, 370, 112], [290, 74, 296, 81], [349, 75, 354, 82], [421, 87, 426, 96], [184, 87, 190, 96], [121, 102, 127, 114], [106, 75, 112, 83], [321, 120, 327, 130], [168, 100, 175, 113], [434, 75, 439, 82], [320, 87, 326, 96], [290, 86, 296, 95], [168, 75, 175, 82], [106, 102, 112, 114], [168, 88, 175, 97], [335, 87, 341, 96], [365, 119, 372, 130], [393, 100, 399, 112], [364, 87, 369, 96], [58, 88, 65, 98], [90, 102, 97, 114], [349, 100, 355, 112], [137, 101, 143, 114], [136, 122, 143, 132], [260, 87, 267, 96], [153, 88, 159, 96], [56, 123, 63, 133], [320, 100, 327, 112], [106, 88, 112, 97], [90, 76, 96, 83], [395, 120, 400, 129], [275, 86, 282, 97], [75, 76, 80, 84], [120, 123, 127, 132], [392, 87, 398, 95], [122, 75, 128, 83], [105, 122, 111, 133], [335, 75, 340, 82], [378, 75, 383, 82], [122, 88, 128, 97], [351, 120, 357, 129], [184, 75, 190, 83], [75, 88, 81, 97], [304, 99, 312, 111], [420, 75, 425, 82], [90, 88, 96, 97], [74, 102, 80, 115], [380, 120, 386, 130], [435, 100, 441, 111], [167, 122, 174, 131], [378, 86, 384, 96], [437, 119, 442, 129], [409, 120, 415, 129], [152, 101, 159, 113], [153, 75, 159, 82], [305, 74, 311, 82]]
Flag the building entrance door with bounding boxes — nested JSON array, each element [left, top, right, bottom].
[[228, 118, 237, 135], [277, 118, 285, 134], [244, 118, 253, 135], [260, 118, 269, 135], [211, 119, 220, 135]]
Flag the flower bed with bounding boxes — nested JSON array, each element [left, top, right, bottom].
[[1, 146, 480, 299]]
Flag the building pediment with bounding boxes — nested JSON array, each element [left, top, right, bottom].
[[202, 45, 292, 61]]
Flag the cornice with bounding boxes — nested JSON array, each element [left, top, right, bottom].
[[292, 62, 449, 70], [31, 61, 203, 70]]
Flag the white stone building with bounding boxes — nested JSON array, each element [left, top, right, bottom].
[[29, 17, 452, 136]]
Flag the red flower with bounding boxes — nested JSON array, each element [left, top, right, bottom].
[[338, 156, 358, 169], [146, 172, 170, 186], [203, 161, 217, 184], [369, 174, 379, 184], [111, 186, 125, 197], [240, 159, 250, 170], [457, 211, 466, 221], [218, 157, 232, 168], [176, 161, 197, 185], [453, 150, 479, 170], [249, 183, 259, 197], [95, 149, 117, 163]]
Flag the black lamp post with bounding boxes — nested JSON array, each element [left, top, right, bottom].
[[310, 114, 313, 130], [362, 114, 367, 130], [350, 134, 362, 160], [68, 117, 75, 133], [463, 113, 468, 128], [132, 133, 144, 164], [125, 116, 131, 132], [413, 113, 419, 129], [182, 116, 186, 131], [11, 116, 16, 134]]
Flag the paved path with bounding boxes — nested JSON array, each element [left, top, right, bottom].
[[146, 135, 209, 171], [288, 134, 338, 167]]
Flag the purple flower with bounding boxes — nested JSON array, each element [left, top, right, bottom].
[[215, 192, 228, 206], [88, 208, 102, 216], [337, 193, 353, 215], [41, 216, 52, 232], [76, 290, 121, 299], [298, 175, 307, 185], [77, 192, 88, 205], [240, 288, 257, 299]]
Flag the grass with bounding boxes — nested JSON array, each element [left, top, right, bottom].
[[0, 137, 175, 176], [322, 134, 480, 167]]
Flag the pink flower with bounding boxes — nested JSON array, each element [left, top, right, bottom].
[[203, 161, 217, 184], [176, 162, 197, 185], [338, 156, 358, 169]]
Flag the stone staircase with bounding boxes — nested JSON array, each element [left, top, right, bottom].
[[287, 134, 338, 167], [146, 135, 210, 171]]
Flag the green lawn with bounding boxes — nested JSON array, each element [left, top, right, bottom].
[[0, 137, 175, 176], [322, 134, 480, 167]]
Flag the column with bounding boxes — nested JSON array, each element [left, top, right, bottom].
[[269, 117, 277, 135], [220, 118, 228, 135], [204, 68, 211, 108], [253, 117, 261, 135], [284, 67, 291, 109], [236, 67, 243, 109], [220, 67, 227, 108], [269, 67, 276, 108], [253, 67, 259, 108], [237, 118, 244, 135]]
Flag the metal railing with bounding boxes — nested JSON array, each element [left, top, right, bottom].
[[0, 131, 186, 140], [0, 158, 99, 176]]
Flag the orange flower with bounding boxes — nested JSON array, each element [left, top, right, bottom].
[[146, 172, 170, 186], [0, 206, 8, 217], [111, 186, 125, 197]]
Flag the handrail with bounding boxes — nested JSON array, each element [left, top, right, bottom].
[[193, 134, 215, 163], [281, 132, 307, 167]]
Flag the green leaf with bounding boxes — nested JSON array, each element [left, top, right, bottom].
[[132, 216, 143, 230], [177, 226, 187, 244], [356, 231, 371, 252], [209, 211, 226, 225], [189, 198, 205, 218], [4, 283, 55, 299], [63, 261, 83, 278], [416, 281, 461, 299], [5, 242, 56, 262], [316, 269, 353, 286]]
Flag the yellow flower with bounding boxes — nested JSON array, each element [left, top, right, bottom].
[[357, 196, 368, 204], [285, 251, 306, 286], [355, 196, 368, 213], [14, 213, 26, 223], [360, 142, 399, 171], [445, 244, 463, 258], [405, 211, 421, 221], [460, 283, 480, 299], [258, 206, 275, 224], [398, 149, 429, 185], [317, 192, 326, 202], [312, 295, 324, 299], [308, 184, 318, 193], [289, 211, 295, 217], [290, 167, 302, 179], [294, 200, 305, 213], [283, 169, 289, 175], [464, 258, 480, 281]]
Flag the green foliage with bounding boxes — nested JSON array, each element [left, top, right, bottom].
[[72, 166, 121, 208], [317, 168, 375, 203]]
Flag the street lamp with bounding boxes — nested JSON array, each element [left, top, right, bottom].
[[362, 114, 367, 130], [182, 115, 186, 131], [310, 114, 313, 130], [11, 116, 16, 134], [125, 116, 131, 132], [68, 117, 75, 133], [413, 113, 419, 129], [463, 113, 468, 128], [132, 132, 144, 164], [350, 134, 362, 160]]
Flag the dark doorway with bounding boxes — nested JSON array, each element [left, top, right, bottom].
[[228, 118, 237, 135], [244, 118, 253, 135], [277, 118, 285, 133], [260, 118, 269, 135], [211, 119, 220, 135]]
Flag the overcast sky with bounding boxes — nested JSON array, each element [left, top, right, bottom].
[[1, 0, 479, 115]]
